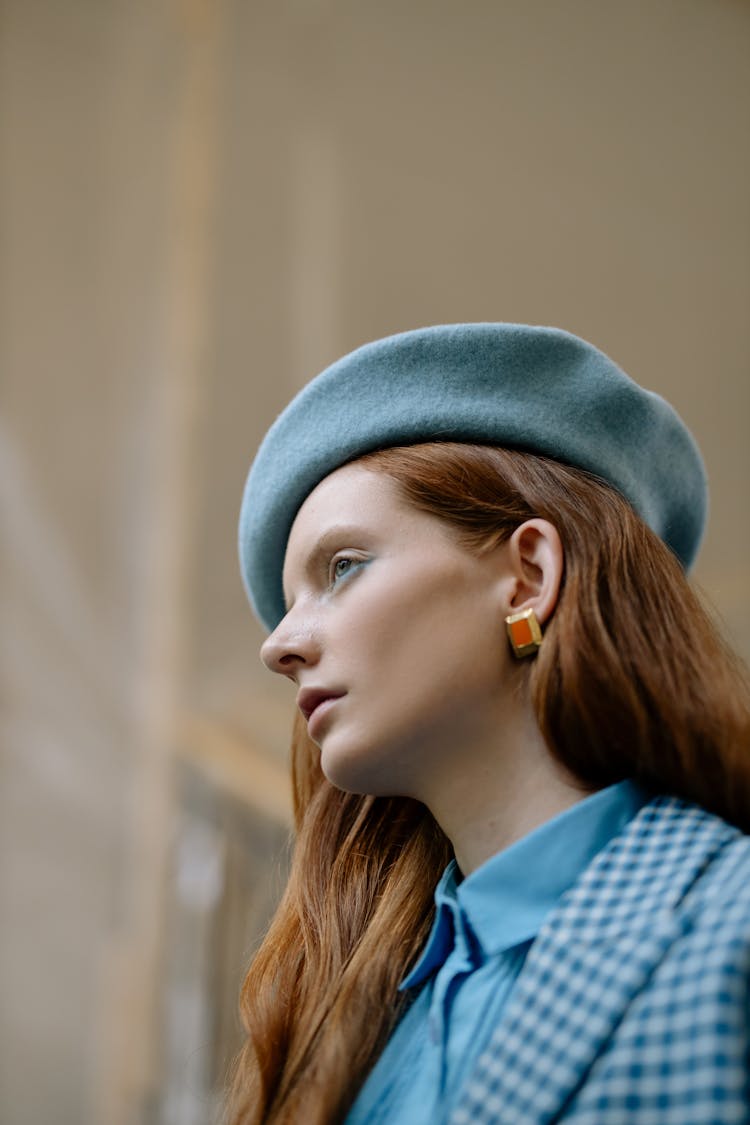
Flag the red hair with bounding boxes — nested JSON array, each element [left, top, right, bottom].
[[227, 443, 750, 1124]]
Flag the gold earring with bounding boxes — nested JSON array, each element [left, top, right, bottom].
[[505, 608, 543, 658]]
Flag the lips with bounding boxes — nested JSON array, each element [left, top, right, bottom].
[[296, 687, 345, 723]]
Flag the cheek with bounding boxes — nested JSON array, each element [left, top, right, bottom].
[[348, 578, 504, 697]]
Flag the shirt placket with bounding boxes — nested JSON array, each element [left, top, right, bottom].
[[428, 901, 477, 1099]]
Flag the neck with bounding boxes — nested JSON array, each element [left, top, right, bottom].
[[422, 706, 590, 875]]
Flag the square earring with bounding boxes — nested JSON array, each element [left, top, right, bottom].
[[505, 608, 543, 658]]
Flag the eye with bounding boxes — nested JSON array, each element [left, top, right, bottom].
[[328, 553, 366, 589], [335, 557, 352, 578], [331, 556, 354, 584]]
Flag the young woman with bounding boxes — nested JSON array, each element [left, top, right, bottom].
[[230, 324, 750, 1125]]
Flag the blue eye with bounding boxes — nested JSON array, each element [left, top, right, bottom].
[[333, 558, 353, 580], [329, 555, 366, 589]]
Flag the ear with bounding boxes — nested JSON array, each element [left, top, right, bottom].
[[505, 519, 564, 626]]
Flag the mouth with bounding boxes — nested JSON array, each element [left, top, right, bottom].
[[296, 687, 346, 724]]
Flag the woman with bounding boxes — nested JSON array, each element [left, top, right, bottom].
[[230, 324, 750, 1124]]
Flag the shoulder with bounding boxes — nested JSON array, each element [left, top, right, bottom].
[[640, 795, 750, 914], [567, 799, 750, 1122], [556, 793, 750, 940], [619, 795, 750, 927], [624, 797, 750, 1017], [674, 809, 750, 962]]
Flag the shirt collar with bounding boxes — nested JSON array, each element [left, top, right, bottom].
[[402, 780, 648, 989]]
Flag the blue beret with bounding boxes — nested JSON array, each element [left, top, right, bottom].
[[239, 323, 707, 630]]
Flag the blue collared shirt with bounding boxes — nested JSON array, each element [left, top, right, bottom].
[[345, 781, 647, 1125]]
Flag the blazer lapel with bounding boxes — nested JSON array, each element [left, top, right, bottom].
[[450, 796, 738, 1125]]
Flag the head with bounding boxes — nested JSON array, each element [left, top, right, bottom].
[[259, 450, 564, 805], [241, 323, 715, 814], [259, 439, 748, 821]]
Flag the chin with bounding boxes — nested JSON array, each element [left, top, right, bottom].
[[320, 754, 379, 796], [319, 736, 415, 799]]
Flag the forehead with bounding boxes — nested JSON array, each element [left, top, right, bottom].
[[285, 463, 399, 557]]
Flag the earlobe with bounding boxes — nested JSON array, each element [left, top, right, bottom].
[[506, 519, 564, 626]]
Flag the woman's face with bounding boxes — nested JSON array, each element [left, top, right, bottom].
[[260, 461, 518, 798]]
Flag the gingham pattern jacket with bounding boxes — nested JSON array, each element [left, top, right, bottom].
[[449, 796, 750, 1125]]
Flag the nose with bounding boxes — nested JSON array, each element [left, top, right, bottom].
[[260, 610, 321, 678]]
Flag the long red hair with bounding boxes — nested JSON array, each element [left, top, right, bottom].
[[227, 443, 750, 1124]]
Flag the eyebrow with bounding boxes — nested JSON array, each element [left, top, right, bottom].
[[282, 523, 373, 611]]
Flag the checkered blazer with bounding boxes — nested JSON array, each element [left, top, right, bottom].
[[449, 796, 750, 1125]]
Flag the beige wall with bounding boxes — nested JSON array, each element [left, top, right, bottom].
[[2, 1, 748, 1122]]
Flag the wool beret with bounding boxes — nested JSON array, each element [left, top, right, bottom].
[[239, 323, 707, 630]]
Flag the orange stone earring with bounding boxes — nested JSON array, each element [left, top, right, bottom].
[[505, 608, 543, 658]]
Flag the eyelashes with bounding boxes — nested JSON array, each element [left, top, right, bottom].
[[282, 549, 371, 614], [328, 553, 369, 590]]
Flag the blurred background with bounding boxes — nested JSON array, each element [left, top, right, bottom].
[[1, 1, 748, 1122]]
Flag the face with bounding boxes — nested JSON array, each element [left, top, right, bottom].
[[260, 462, 517, 798]]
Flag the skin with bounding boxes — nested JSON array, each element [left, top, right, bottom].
[[261, 461, 588, 874]]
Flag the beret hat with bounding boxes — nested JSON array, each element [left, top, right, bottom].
[[239, 323, 707, 631]]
